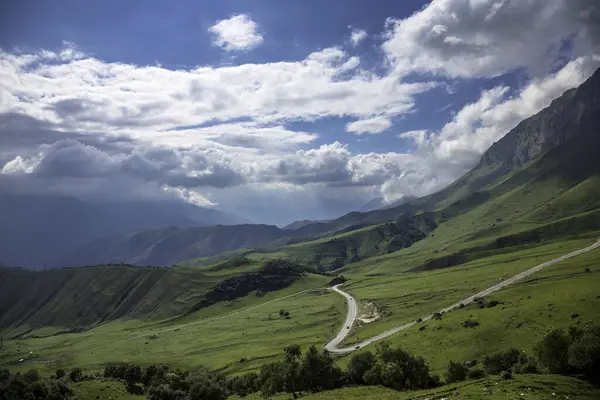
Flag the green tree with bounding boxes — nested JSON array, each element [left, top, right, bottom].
[[124, 365, 142, 386], [363, 342, 436, 390], [69, 367, 83, 382], [535, 330, 571, 374], [188, 382, 225, 400], [55, 369, 66, 380], [568, 325, 600, 382], [445, 361, 467, 383], [299, 346, 343, 393], [346, 351, 375, 384], [259, 362, 284, 398], [284, 344, 302, 359]]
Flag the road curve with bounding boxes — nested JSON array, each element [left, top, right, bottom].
[[324, 285, 358, 352], [325, 238, 600, 353]]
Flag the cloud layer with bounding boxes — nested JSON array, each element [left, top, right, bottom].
[[1, 0, 599, 224]]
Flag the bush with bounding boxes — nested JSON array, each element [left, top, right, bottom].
[[362, 342, 438, 391], [482, 348, 521, 375], [500, 370, 513, 380], [445, 361, 467, 383], [534, 329, 571, 374], [69, 367, 83, 382], [148, 384, 186, 400], [55, 369, 66, 380], [467, 369, 486, 379], [567, 325, 600, 382], [346, 351, 376, 384]]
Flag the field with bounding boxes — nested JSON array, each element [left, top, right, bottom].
[[284, 374, 600, 400], [0, 274, 344, 375], [336, 238, 600, 374]]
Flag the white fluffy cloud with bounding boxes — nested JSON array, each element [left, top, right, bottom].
[[1, 0, 599, 222], [346, 116, 392, 135], [382, 0, 600, 78], [209, 14, 264, 51]]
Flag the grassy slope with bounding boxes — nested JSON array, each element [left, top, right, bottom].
[[287, 375, 600, 400], [72, 380, 144, 400], [338, 241, 600, 374], [0, 265, 225, 331], [0, 274, 341, 375]]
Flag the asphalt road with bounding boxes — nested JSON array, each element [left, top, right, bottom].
[[325, 238, 600, 353]]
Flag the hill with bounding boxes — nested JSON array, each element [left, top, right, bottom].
[[0, 259, 315, 331]]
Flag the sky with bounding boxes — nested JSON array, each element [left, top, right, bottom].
[[0, 0, 599, 225]]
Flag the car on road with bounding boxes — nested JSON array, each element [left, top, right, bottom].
[[347, 325, 350, 329], [355, 345, 360, 349]]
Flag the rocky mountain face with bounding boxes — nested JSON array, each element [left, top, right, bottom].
[[481, 68, 600, 168]]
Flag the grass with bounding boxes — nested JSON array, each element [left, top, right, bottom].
[[336, 241, 600, 375], [72, 379, 144, 400], [282, 374, 600, 400], [0, 274, 343, 375]]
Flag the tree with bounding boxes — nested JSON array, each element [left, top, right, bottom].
[[23, 369, 40, 383], [567, 325, 600, 382], [363, 342, 437, 390], [69, 367, 83, 382], [445, 361, 467, 383], [259, 362, 284, 398], [299, 346, 342, 393], [284, 344, 302, 359], [55, 369, 66, 380], [535, 330, 571, 374], [482, 348, 521, 375], [188, 382, 226, 400], [346, 351, 375, 384], [124, 364, 142, 386]]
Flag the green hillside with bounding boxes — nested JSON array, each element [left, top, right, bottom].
[[0, 260, 321, 332]]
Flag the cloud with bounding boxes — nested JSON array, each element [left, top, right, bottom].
[[346, 116, 392, 135], [398, 130, 429, 147], [209, 14, 264, 51], [382, 0, 600, 78], [0, 0, 598, 221], [0, 45, 433, 139], [349, 28, 367, 46]]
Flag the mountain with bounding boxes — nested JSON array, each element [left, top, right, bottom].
[[0, 194, 247, 269], [57, 224, 289, 267], [283, 219, 331, 230], [358, 197, 385, 212]]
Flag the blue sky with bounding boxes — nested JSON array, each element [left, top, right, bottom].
[[0, 0, 598, 224]]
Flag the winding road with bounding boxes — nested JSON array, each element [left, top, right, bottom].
[[325, 238, 600, 353]]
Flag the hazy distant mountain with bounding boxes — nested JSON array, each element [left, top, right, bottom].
[[58, 224, 289, 267], [359, 196, 416, 212], [282, 219, 331, 230], [0, 194, 247, 269]]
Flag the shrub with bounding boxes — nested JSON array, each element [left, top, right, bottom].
[[346, 351, 376, 384], [445, 361, 467, 383], [567, 325, 600, 382], [55, 369, 66, 380], [467, 369, 486, 379], [482, 348, 521, 375], [362, 342, 438, 391], [23, 369, 40, 383], [69, 367, 83, 382], [500, 370, 513, 380], [534, 329, 571, 374]]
